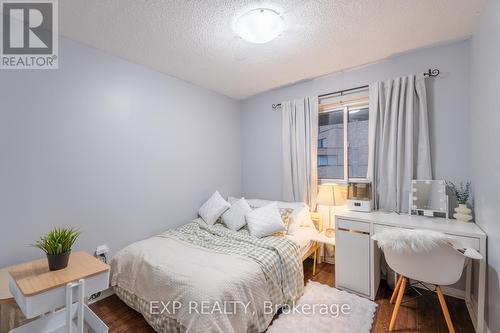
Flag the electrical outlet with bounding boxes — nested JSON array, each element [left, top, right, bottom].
[[95, 245, 109, 256]]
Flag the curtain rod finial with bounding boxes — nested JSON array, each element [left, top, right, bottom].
[[424, 68, 440, 77]]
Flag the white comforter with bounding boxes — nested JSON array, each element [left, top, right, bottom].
[[110, 220, 304, 333]]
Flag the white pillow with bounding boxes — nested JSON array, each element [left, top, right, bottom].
[[222, 198, 252, 231], [228, 196, 273, 208], [198, 191, 230, 225], [291, 206, 316, 229], [229, 197, 315, 232], [227, 196, 240, 205], [245, 202, 285, 238], [229, 196, 309, 210]]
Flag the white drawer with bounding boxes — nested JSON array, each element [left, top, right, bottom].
[[337, 218, 370, 233], [373, 224, 393, 234], [447, 235, 480, 251], [373, 224, 480, 251], [9, 270, 109, 319], [335, 228, 371, 297]]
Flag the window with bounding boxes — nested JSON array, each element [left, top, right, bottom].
[[318, 155, 328, 166], [318, 138, 326, 148], [318, 155, 338, 167], [318, 109, 344, 179], [348, 107, 369, 178], [318, 100, 369, 182]]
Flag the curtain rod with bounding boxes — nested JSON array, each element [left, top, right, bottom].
[[271, 68, 440, 110]]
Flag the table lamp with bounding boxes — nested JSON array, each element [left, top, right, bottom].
[[317, 184, 336, 238]]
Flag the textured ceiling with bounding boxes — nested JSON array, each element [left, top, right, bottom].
[[59, 0, 486, 99]]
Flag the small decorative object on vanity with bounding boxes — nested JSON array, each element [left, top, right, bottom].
[[448, 181, 473, 222], [32, 227, 81, 270]]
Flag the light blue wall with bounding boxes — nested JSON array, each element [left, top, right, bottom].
[[0, 38, 241, 267], [470, 1, 500, 331], [240, 40, 471, 201]]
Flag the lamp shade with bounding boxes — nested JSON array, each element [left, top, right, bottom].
[[317, 185, 336, 206]]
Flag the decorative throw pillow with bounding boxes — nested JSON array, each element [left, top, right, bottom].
[[222, 198, 252, 231], [227, 196, 240, 205], [245, 202, 285, 238], [228, 197, 313, 230], [274, 208, 294, 236], [292, 206, 316, 229], [198, 191, 230, 225]]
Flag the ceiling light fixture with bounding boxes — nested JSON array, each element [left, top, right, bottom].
[[235, 8, 284, 44]]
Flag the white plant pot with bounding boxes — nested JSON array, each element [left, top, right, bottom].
[[453, 204, 473, 222]]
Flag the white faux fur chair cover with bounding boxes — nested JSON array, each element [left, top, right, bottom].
[[372, 228, 457, 254]]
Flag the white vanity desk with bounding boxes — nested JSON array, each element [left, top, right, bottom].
[[334, 209, 487, 333]]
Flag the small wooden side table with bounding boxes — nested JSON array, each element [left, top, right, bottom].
[[8, 251, 110, 333]]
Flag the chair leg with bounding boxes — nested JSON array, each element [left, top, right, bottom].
[[389, 276, 407, 331], [436, 286, 456, 333], [390, 275, 403, 304]]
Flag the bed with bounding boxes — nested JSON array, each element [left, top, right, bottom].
[[287, 226, 320, 261], [111, 217, 317, 333]]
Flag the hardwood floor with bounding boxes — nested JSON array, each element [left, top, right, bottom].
[[91, 259, 474, 332]]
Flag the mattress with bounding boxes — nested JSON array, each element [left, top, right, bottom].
[[286, 226, 318, 258], [111, 220, 304, 333]]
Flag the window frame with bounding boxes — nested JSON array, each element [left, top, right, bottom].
[[318, 98, 369, 184]]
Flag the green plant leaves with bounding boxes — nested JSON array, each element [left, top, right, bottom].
[[31, 227, 80, 255], [447, 181, 471, 205]]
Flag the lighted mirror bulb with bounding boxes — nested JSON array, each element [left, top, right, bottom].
[[235, 8, 284, 44]]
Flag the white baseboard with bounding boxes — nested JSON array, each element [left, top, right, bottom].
[[441, 285, 465, 299], [322, 256, 335, 265], [411, 281, 465, 300], [88, 287, 114, 305]]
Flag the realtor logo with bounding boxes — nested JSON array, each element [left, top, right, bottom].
[[1, 0, 58, 69]]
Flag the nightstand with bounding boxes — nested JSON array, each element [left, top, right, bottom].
[[8, 251, 110, 333], [311, 231, 336, 275]]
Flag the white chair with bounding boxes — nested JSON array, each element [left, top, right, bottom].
[[372, 228, 482, 333]]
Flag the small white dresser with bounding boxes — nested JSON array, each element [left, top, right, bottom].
[[334, 210, 487, 333]]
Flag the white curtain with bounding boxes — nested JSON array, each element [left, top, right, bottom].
[[367, 75, 432, 213], [282, 97, 319, 208]]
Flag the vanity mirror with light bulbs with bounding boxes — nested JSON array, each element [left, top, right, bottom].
[[409, 179, 449, 218]]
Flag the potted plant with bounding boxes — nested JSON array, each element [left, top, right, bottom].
[[447, 181, 472, 222], [32, 227, 80, 271]]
